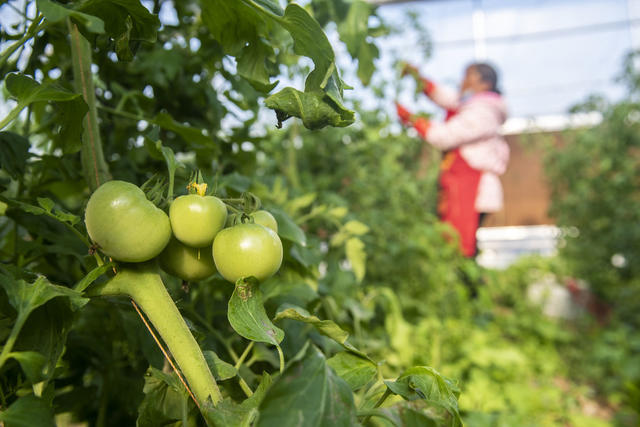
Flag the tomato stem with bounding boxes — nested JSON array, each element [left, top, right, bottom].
[[88, 265, 222, 407], [276, 344, 285, 374], [68, 19, 111, 191], [234, 341, 254, 370]]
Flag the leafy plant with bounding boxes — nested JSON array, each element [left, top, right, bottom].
[[0, 1, 461, 425]]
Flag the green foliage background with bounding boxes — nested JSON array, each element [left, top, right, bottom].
[[0, 0, 638, 426]]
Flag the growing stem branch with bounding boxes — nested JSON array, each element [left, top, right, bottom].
[[68, 20, 110, 191]]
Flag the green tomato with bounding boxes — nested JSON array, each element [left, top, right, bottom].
[[170, 194, 227, 247], [85, 180, 171, 262], [227, 210, 278, 233], [212, 223, 283, 283], [159, 238, 217, 281]]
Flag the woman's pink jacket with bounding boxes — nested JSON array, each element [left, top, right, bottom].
[[424, 84, 510, 213]]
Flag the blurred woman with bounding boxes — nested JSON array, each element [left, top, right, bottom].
[[396, 62, 509, 257]]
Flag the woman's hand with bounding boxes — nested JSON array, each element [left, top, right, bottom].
[[395, 102, 431, 138], [395, 102, 413, 125]]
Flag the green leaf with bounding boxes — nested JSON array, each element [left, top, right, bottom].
[[285, 192, 316, 214], [1, 74, 81, 131], [337, 0, 379, 86], [202, 1, 354, 129], [79, 0, 160, 61], [54, 96, 88, 154], [37, 197, 55, 213], [345, 237, 366, 282], [137, 367, 191, 427], [0, 131, 31, 179], [228, 278, 284, 346], [275, 4, 336, 92], [204, 350, 237, 381], [0, 395, 55, 427], [152, 112, 216, 149], [237, 38, 279, 93], [205, 373, 272, 427], [206, 398, 257, 427], [327, 351, 377, 391], [273, 305, 371, 359], [144, 137, 180, 200], [274, 305, 348, 342], [73, 262, 115, 292], [343, 220, 370, 235], [264, 88, 354, 129], [6, 198, 81, 226], [385, 366, 462, 426], [270, 208, 306, 246], [1, 275, 89, 319], [6, 351, 47, 383], [0, 273, 82, 384], [36, 0, 105, 33], [201, 1, 270, 54], [256, 346, 357, 426]]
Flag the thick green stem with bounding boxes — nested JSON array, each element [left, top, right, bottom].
[[68, 20, 110, 191], [88, 266, 222, 407]]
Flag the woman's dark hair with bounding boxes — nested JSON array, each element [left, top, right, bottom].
[[469, 62, 501, 94]]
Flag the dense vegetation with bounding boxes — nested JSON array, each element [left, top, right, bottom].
[[0, 1, 638, 426]]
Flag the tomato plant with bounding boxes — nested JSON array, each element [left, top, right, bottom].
[[0, 1, 464, 426]]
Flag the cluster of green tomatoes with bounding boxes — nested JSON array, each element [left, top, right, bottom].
[[84, 180, 283, 283]]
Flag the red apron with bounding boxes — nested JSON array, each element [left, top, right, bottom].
[[437, 109, 482, 257]]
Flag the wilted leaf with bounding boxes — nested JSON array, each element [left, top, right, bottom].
[[201, 1, 354, 130], [265, 88, 354, 130]]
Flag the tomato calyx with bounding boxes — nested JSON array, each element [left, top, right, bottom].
[[140, 174, 169, 208]]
